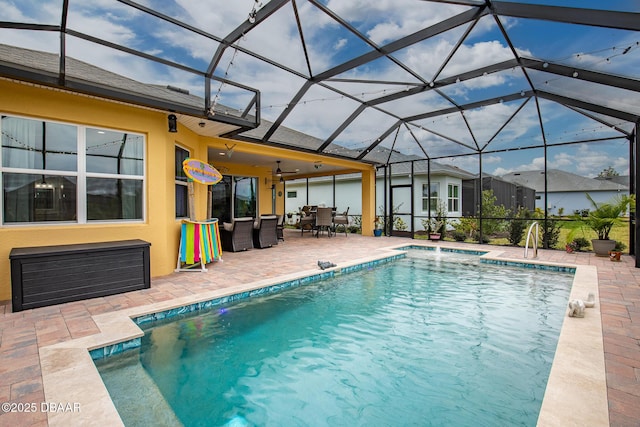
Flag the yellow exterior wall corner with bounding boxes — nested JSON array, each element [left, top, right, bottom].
[[0, 80, 190, 301]]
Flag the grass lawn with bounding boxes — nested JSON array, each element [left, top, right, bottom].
[[416, 218, 632, 253]]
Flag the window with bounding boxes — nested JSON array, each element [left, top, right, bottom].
[[448, 184, 459, 212], [175, 146, 190, 218], [1, 115, 144, 224], [422, 183, 439, 211], [210, 175, 258, 222]]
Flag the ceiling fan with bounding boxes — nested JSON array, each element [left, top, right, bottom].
[[274, 160, 298, 176]]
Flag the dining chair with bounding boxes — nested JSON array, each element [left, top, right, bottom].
[[333, 207, 349, 236], [315, 207, 333, 237]]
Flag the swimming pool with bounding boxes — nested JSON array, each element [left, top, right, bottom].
[[95, 249, 574, 426]]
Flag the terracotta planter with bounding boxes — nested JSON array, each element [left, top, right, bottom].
[[609, 251, 622, 261], [591, 239, 616, 257]]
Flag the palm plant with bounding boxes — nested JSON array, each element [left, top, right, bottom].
[[582, 193, 633, 240]]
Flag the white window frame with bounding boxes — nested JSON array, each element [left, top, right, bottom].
[[448, 183, 459, 213], [0, 113, 146, 225], [175, 144, 190, 219], [422, 182, 439, 212]]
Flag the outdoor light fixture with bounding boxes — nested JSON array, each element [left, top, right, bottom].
[[225, 144, 236, 159], [248, 0, 259, 23], [572, 71, 579, 78], [168, 114, 177, 132]]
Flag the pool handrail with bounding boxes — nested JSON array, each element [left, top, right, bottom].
[[524, 221, 539, 259]]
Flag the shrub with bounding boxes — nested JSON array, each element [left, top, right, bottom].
[[394, 216, 408, 231], [507, 207, 531, 246], [454, 217, 477, 238], [452, 230, 466, 242], [474, 232, 490, 244], [481, 189, 509, 236], [542, 219, 562, 248], [570, 237, 590, 252], [614, 240, 627, 252]]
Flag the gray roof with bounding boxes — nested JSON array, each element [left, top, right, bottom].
[[501, 169, 628, 192], [380, 158, 476, 180], [0, 43, 249, 123]]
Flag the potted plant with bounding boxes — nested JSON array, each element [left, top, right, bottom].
[[580, 193, 634, 257], [373, 216, 383, 236], [428, 218, 443, 240], [427, 201, 448, 240]]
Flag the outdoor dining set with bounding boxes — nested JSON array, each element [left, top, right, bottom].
[[298, 206, 350, 238], [219, 206, 350, 252]]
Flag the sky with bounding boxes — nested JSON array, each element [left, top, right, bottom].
[[0, 0, 638, 179]]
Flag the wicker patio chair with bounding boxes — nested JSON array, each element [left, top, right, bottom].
[[253, 215, 278, 248], [333, 207, 349, 236], [315, 207, 333, 237], [220, 217, 254, 252], [276, 214, 285, 241]]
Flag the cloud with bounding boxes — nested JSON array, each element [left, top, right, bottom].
[[442, 41, 515, 77], [334, 38, 348, 50], [487, 140, 630, 178], [326, 0, 467, 45]]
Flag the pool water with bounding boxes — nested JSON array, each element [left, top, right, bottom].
[[96, 251, 573, 426]]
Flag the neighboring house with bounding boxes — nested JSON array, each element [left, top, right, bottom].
[[500, 170, 629, 215], [462, 175, 536, 216], [284, 155, 476, 233]]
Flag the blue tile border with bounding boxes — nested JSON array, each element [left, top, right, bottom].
[[397, 244, 575, 273], [395, 245, 488, 256], [90, 337, 141, 360], [90, 254, 404, 360], [480, 258, 576, 273]]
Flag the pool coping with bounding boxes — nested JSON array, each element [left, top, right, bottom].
[[39, 243, 608, 427]]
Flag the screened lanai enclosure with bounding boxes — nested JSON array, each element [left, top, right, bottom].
[[1, 1, 639, 259]]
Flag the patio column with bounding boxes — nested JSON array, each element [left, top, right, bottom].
[[361, 166, 376, 236]]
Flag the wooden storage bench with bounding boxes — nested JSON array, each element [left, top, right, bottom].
[[10, 239, 151, 312]]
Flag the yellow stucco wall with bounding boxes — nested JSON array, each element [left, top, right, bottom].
[[0, 79, 182, 301], [0, 80, 270, 301], [0, 79, 377, 303]]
